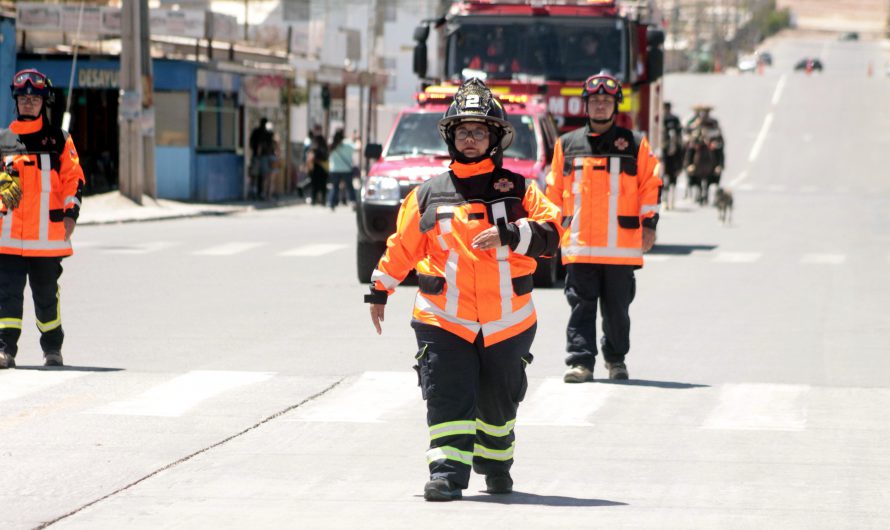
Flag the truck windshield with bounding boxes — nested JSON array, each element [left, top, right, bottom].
[[386, 112, 538, 161], [446, 17, 627, 82]]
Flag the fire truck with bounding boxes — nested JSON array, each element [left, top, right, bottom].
[[412, 0, 665, 150]]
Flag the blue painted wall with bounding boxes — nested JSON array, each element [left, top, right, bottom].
[[0, 17, 17, 127], [195, 153, 244, 202], [156, 146, 192, 200]]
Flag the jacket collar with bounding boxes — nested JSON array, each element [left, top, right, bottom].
[[10, 116, 43, 135], [449, 158, 495, 178]]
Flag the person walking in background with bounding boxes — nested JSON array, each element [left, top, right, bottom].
[[661, 101, 684, 210], [545, 72, 661, 383], [306, 124, 329, 206], [327, 128, 357, 211], [0, 69, 85, 369], [248, 117, 275, 200], [365, 79, 561, 501]]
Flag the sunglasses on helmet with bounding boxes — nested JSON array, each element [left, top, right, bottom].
[[584, 76, 620, 96], [13, 70, 48, 89]]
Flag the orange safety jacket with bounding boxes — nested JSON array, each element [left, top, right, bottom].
[[545, 124, 661, 267], [0, 116, 84, 257], [371, 158, 562, 346]]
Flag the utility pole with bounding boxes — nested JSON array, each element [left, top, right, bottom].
[[140, 0, 156, 199], [119, 0, 143, 204]]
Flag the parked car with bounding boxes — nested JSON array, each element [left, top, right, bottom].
[[356, 86, 563, 286], [756, 51, 773, 66], [794, 58, 824, 72], [839, 31, 859, 41], [737, 55, 758, 73]]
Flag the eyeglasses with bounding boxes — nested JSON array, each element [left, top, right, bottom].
[[454, 128, 489, 141], [584, 76, 620, 96], [13, 70, 47, 89]]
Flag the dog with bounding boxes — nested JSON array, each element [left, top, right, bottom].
[[714, 187, 733, 225]]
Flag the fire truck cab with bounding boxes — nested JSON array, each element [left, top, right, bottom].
[[412, 0, 665, 145], [356, 85, 563, 286]]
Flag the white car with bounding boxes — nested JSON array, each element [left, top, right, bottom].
[[737, 55, 758, 73]]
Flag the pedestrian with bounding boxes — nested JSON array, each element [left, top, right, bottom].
[[248, 117, 275, 200], [326, 128, 356, 210], [544, 72, 661, 383], [661, 101, 684, 210], [305, 124, 329, 206], [365, 79, 561, 501], [0, 69, 85, 369], [683, 104, 724, 205]]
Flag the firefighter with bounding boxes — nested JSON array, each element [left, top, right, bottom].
[[365, 78, 561, 501], [0, 69, 85, 369], [545, 72, 661, 383], [684, 104, 724, 205]]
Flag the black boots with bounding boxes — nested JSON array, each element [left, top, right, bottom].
[[485, 473, 513, 494], [423, 478, 462, 502]]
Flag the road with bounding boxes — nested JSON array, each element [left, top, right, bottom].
[[2, 34, 889, 529]]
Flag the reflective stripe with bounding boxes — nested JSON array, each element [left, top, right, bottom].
[[640, 204, 659, 215], [36, 287, 61, 332], [429, 420, 476, 440], [473, 442, 515, 461], [0, 238, 72, 251], [427, 445, 474, 466], [39, 154, 50, 243], [563, 245, 643, 258], [444, 251, 460, 315], [513, 218, 532, 255], [476, 418, 515, 438], [481, 300, 534, 337], [490, 202, 512, 319], [415, 293, 481, 335], [371, 269, 399, 290], [437, 215, 452, 251], [607, 157, 620, 248], [570, 170, 582, 248], [64, 196, 81, 208], [0, 318, 23, 329]]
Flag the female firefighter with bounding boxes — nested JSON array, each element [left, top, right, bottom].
[[364, 78, 561, 501]]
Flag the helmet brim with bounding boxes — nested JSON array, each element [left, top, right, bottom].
[[437, 114, 515, 151]]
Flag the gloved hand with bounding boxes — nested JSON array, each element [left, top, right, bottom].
[[0, 171, 22, 210]]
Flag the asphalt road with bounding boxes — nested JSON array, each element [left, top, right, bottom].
[[1, 33, 889, 529]]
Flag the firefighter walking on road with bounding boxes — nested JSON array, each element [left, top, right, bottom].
[[365, 79, 561, 501], [0, 69, 85, 369], [545, 72, 661, 383]]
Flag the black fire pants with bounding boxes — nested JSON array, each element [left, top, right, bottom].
[[0, 255, 64, 358], [564, 263, 636, 370], [412, 321, 535, 489]]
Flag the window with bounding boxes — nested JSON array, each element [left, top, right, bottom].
[[154, 91, 190, 146], [197, 90, 240, 151]]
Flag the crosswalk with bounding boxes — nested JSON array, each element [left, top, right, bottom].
[[3, 369, 887, 433], [70, 240, 878, 266]]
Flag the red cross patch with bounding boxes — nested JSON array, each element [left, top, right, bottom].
[[493, 178, 514, 192], [614, 138, 629, 151]]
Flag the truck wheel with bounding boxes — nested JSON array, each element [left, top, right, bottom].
[[357, 241, 386, 283], [533, 255, 559, 288]]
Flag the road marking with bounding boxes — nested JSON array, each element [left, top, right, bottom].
[[290, 371, 417, 423], [192, 242, 266, 256], [519, 378, 610, 426], [0, 371, 87, 403], [737, 183, 754, 191], [703, 383, 809, 431], [748, 112, 773, 162], [712, 252, 761, 263], [103, 241, 179, 255], [644, 255, 671, 263], [88, 371, 274, 417], [801, 253, 846, 265], [766, 184, 785, 192], [279, 243, 348, 257], [771, 74, 787, 105], [727, 170, 748, 187]]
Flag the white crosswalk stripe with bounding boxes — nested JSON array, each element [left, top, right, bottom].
[[519, 378, 610, 426], [0, 371, 87, 402], [192, 242, 267, 256], [712, 251, 761, 263], [289, 371, 418, 423], [702, 383, 809, 431], [87, 370, 275, 417], [279, 243, 348, 257], [103, 241, 180, 254]]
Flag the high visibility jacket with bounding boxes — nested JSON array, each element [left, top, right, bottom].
[[545, 124, 661, 267], [372, 158, 562, 346], [0, 116, 84, 257]]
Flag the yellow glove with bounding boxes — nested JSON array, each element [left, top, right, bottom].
[[0, 171, 23, 210]]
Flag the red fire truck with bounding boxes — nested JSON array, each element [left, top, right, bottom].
[[412, 0, 665, 150]]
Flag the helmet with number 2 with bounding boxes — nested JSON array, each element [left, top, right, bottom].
[[437, 78, 514, 151]]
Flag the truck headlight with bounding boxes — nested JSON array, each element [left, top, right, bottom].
[[362, 175, 400, 202]]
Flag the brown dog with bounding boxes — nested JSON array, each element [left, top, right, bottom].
[[715, 187, 733, 225]]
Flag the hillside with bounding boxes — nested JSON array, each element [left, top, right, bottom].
[[777, 0, 889, 34]]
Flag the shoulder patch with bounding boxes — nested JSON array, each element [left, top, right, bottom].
[[493, 177, 514, 192]]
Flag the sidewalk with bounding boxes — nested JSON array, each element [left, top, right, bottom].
[[77, 191, 305, 226]]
